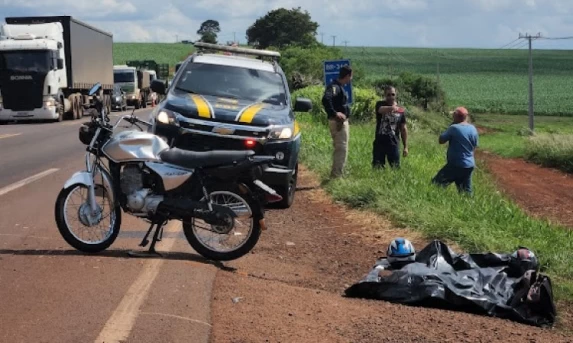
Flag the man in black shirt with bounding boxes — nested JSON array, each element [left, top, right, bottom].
[[322, 65, 353, 178], [373, 86, 409, 168]]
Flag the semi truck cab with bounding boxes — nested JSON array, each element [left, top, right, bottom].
[[0, 22, 66, 121]]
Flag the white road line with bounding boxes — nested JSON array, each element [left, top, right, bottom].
[[0, 168, 59, 197], [94, 222, 180, 343], [0, 133, 21, 139]]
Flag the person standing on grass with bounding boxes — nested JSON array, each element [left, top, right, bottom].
[[431, 106, 479, 194], [322, 65, 353, 179], [372, 86, 408, 168]]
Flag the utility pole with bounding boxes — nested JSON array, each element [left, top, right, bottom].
[[175, 34, 178, 43], [331, 35, 336, 47], [342, 40, 348, 48], [519, 32, 541, 132], [320, 32, 324, 44], [233, 32, 236, 43]]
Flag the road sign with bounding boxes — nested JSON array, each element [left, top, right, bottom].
[[323, 59, 353, 104]]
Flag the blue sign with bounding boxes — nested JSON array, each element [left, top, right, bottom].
[[323, 59, 353, 104]]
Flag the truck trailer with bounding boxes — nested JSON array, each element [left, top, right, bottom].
[[0, 15, 113, 123]]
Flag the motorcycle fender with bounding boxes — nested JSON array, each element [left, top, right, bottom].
[[63, 171, 93, 189], [63, 169, 116, 206]]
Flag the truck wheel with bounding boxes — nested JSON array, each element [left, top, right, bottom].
[[275, 163, 298, 209], [55, 103, 64, 122]]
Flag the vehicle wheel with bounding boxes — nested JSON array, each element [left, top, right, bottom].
[[55, 102, 64, 122], [182, 185, 263, 261], [54, 183, 121, 253], [275, 163, 298, 209], [73, 95, 80, 119]]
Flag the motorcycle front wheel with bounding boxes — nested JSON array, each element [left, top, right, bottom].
[[183, 185, 263, 261], [54, 183, 122, 253]]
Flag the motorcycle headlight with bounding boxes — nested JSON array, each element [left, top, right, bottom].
[[268, 126, 293, 140]]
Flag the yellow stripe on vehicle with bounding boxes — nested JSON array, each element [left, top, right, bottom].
[[237, 103, 264, 123], [293, 120, 300, 136], [189, 94, 211, 118]]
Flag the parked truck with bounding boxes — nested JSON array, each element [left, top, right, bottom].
[[0, 15, 113, 123], [113, 65, 150, 109]]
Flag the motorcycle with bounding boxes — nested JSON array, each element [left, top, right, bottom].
[[54, 82, 283, 261]]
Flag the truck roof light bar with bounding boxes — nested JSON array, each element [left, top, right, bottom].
[[192, 42, 280, 61]]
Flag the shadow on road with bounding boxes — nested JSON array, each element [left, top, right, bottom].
[[0, 248, 236, 272]]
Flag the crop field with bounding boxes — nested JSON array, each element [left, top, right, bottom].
[[112, 43, 573, 116], [344, 47, 573, 116], [113, 43, 194, 67]]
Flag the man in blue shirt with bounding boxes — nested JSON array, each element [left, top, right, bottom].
[[431, 107, 479, 194]]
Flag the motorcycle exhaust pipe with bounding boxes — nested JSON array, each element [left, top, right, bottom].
[[158, 198, 237, 224], [253, 179, 283, 203]]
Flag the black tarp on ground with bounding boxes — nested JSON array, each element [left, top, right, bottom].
[[344, 240, 556, 327]]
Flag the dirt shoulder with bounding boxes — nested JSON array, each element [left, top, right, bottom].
[[477, 150, 573, 228], [209, 166, 571, 343]]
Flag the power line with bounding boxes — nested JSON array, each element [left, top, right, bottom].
[[499, 38, 520, 49], [539, 35, 573, 40]]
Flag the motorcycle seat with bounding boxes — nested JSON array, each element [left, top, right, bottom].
[[159, 148, 255, 169]]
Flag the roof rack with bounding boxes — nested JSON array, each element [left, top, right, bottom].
[[193, 41, 280, 62]]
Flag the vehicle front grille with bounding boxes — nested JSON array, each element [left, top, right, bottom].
[[0, 75, 44, 111], [174, 133, 263, 153]]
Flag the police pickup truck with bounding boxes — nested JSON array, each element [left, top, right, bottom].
[[148, 42, 313, 208]]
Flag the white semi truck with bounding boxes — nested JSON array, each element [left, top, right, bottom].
[[0, 16, 113, 123]]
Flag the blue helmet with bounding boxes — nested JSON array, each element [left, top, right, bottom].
[[387, 237, 416, 265]]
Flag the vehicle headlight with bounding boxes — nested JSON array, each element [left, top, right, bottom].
[[268, 126, 293, 140], [156, 109, 179, 125]]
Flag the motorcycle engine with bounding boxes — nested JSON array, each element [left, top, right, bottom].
[[120, 164, 163, 214]]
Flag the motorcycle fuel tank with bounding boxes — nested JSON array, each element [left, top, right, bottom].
[[102, 130, 169, 163]]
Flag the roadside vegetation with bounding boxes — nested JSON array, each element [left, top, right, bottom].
[[291, 85, 573, 301]]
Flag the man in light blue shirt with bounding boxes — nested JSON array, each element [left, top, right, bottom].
[[431, 107, 479, 194]]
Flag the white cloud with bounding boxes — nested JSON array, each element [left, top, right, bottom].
[[1, 0, 573, 49]]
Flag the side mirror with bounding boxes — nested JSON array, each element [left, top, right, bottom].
[[88, 83, 102, 96], [57, 58, 64, 70], [294, 97, 312, 112], [150, 79, 166, 95]]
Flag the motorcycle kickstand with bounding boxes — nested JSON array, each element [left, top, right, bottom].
[[127, 220, 166, 258]]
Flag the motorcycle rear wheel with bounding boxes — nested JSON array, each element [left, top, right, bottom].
[[54, 183, 122, 253], [182, 185, 262, 261]]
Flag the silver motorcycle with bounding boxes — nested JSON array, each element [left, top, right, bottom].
[[54, 82, 282, 261]]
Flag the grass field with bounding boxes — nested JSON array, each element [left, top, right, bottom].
[[112, 43, 573, 116], [344, 47, 573, 116], [472, 114, 573, 172], [113, 43, 194, 67], [293, 106, 573, 302]]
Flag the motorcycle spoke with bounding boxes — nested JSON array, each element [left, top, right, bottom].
[[63, 185, 116, 245], [191, 191, 254, 253]]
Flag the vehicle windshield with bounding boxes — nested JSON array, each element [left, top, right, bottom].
[[114, 71, 135, 83], [175, 62, 287, 106], [0, 51, 50, 73]]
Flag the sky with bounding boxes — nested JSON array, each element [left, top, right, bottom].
[[1, 0, 573, 49]]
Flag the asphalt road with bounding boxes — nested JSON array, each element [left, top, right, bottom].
[[0, 108, 217, 343]]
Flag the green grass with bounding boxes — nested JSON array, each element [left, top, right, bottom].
[[344, 47, 573, 116], [113, 43, 195, 66], [296, 111, 573, 301], [469, 113, 573, 172]]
